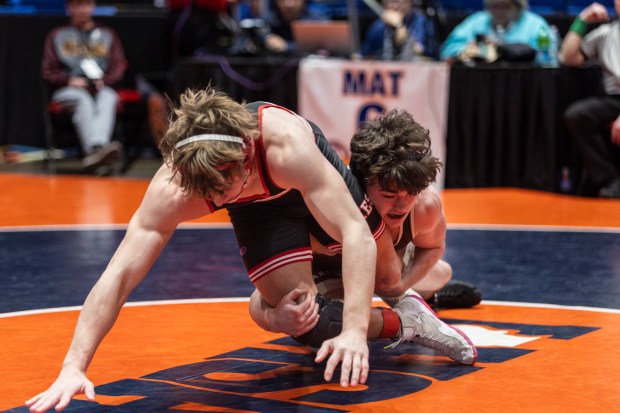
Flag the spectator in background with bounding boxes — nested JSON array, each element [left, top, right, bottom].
[[169, 0, 241, 58], [42, 0, 126, 172], [237, 0, 266, 19], [259, 0, 329, 54], [231, 0, 332, 55], [361, 0, 438, 60], [559, 0, 620, 199], [439, 0, 555, 64]]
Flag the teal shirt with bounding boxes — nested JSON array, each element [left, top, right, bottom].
[[440, 10, 556, 62]]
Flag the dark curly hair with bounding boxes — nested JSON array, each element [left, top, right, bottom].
[[349, 109, 442, 195]]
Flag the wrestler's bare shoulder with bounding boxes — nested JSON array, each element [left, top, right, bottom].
[[139, 163, 211, 223], [259, 106, 319, 186], [414, 187, 442, 213], [261, 106, 313, 149], [409, 186, 446, 242], [146, 164, 186, 201], [413, 187, 444, 226]]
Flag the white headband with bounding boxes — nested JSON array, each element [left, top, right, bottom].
[[174, 134, 246, 149]]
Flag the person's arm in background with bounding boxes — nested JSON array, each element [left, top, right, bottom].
[[41, 29, 71, 88], [439, 12, 484, 61], [612, 114, 620, 146], [559, 2, 609, 66], [263, 33, 296, 53], [360, 20, 386, 58], [413, 10, 438, 59], [41, 29, 92, 92], [405, 11, 435, 58], [99, 28, 128, 90], [382, 9, 408, 45]]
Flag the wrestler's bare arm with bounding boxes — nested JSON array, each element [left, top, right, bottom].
[[411, 187, 446, 247], [373, 187, 446, 298], [26, 165, 210, 413], [69, 166, 209, 370], [261, 107, 376, 387], [402, 187, 447, 279], [372, 229, 407, 297], [249, 288, 320, 336]]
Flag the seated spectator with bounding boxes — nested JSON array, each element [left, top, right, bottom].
[[259, 0, 329, 54], [169, 0, 241, 58], [361, 0, 438, 60], [559, 1, 620, 199], [439, 0, 555, 64], [41, 0, 126, 172]]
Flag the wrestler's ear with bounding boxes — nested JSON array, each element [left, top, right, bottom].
[[242, 137, 254, 160]]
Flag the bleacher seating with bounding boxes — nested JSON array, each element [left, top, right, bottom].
[[2, 0, 616, 18], [432, 0, 615, 16]]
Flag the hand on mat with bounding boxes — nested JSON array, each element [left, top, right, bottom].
[[315, 328, 369, 388], [26, 366, 95, 413]]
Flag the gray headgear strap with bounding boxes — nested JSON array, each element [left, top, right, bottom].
[[174, 134, 246, 149]]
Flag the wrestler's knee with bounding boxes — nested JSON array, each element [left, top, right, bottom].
[[436, 260, 453, 285]]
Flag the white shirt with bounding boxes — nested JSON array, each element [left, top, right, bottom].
[[581, 20, 620, 95]]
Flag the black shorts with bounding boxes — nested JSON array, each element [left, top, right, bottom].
[[228, 185, 384, 283]]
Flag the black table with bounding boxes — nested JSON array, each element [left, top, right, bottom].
[[444, 63, 603, 193], [172, 55, 300, 111]]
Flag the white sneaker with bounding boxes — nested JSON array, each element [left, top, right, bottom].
[[391, 294, 477, 365]]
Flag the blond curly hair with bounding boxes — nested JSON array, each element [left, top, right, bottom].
[[159, 87, 259, 198]]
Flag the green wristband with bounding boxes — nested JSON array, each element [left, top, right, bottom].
[[569, 16, 588, 36]]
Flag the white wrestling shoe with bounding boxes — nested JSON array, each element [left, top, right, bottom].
[[390, 293, 478, 365]]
